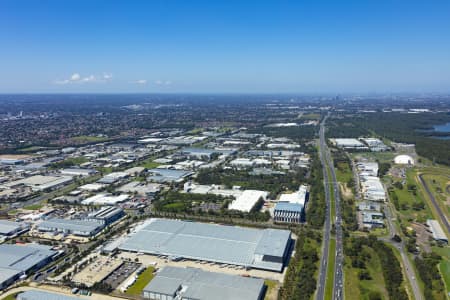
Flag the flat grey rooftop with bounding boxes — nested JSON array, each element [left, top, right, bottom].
[[38, 218, 103, 233], [0, 244, 56, 272], [143, 266, 264, 300], [119, 219, 291, 271], [17, 290, 79, 300], [0, 220, 24, 235]]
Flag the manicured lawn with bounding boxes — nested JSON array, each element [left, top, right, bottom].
[[324, 238, 336, 300], [125, 266, 155, 296]]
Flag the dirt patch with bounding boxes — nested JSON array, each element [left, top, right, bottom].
[[411, 222, 432, 253], [339, 183, 353, 200]]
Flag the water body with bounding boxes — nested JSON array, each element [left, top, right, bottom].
[[415, 122, 450, 139], [433, 122, 450, 133]]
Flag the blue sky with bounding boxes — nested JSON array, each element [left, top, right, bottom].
[[1, 0, 450, 93]]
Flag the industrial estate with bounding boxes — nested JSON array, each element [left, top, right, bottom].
[[0, 95, 448, 300]]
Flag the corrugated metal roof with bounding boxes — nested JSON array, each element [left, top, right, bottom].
[[17, 290, 79, 300], [0, 244, 56, 272], [38, 218, 103, 234], [274, 202, 303, 212], [119, 219, 290, 271], [144, 266, 264, 300], [0, 220, 23, 235]]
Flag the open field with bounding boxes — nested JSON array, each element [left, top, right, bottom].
[[344, 245, 389, 300], [350, 152, 396, 164]]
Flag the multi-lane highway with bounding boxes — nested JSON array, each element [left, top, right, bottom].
[[316, 117, 332, 300], [316, 115, 344, 300]]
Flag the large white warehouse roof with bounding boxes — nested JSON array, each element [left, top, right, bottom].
[[394, 155, 414, 165]]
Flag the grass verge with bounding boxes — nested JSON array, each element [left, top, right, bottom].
[[324, 238, 336, 300], [125, 266, 155, 296]]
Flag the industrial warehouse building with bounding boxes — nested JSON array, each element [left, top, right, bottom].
[[85, 206, 124, 225], [0, 244, 58, 290], [37, 218, 104, 237], [147, 168, 193, 183], [142, 266, 265, 300], [17, 290, 79, 300], [118, 219, 292, 272], [394, 154, 415, 165], [274, 202, 303, 223], [274, 185, 308, 223], [5, 175, 73, 192], [426, 219, 448, 243], [0, 220, 29, 237]]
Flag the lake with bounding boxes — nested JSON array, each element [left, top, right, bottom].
[[433, 122, 450, 133]]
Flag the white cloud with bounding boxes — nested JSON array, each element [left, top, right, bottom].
[[82, 75, 96, 82], [54, 72, 112, 85], [70, 73, 81, 81], [155, 80, 172, 86], [134, 79, 148, 85], [103, 73, 113, 80], [54, 79, 70, 85]]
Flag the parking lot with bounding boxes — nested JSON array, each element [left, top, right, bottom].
[[118, 252, 286, 282], [103, 261, 141, 289]]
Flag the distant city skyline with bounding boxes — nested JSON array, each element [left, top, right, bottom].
[[1, 0, 450, 93]]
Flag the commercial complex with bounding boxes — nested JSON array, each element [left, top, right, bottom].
[[143, 266, 265, 300], [117, 219, 292, 272]]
